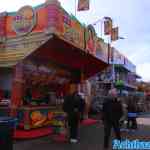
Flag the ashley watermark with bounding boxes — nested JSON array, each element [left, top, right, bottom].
[[113, 139, 150, 149]]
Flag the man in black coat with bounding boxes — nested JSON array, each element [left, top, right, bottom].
[[63, 83, 85, 143], [102, 88, 123, 150]]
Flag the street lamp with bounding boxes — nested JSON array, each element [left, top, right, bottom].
[[91, 17, 125, 89]]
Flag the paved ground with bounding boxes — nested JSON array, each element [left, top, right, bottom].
[[14, 114, 150, 150], [122, 114, 150, 140], [14, 123, 106, 150]]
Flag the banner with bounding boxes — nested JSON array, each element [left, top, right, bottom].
[[85, 25, 97, 55], [0, 12, 7, 42], [77, 0, 90, 11], [104, 17, 112, 35], [61, 9, 85, 49], [111, 27, 118, 41]]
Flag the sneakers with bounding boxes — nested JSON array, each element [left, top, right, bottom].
[[70, 139, 78, 143]]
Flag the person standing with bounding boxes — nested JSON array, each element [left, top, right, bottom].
[[0, 88, 4, 101], [81, 80, 91, 119], [127, 96, 138, 130], [102, 88, 123, 150], [63, 83, 84, 143]]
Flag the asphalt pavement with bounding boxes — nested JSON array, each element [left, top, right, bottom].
[[14, 122, 106, 150]]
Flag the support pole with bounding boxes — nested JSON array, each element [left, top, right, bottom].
[[10, 62, 24, 116]]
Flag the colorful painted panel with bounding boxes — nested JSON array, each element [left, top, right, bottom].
[[46, 0, 62, 34], [17, 107, 65, 130], [85, 25, 97, 55], [124, 57, 136, 73], [12, 6, 36, 36], [59, 8, 85, 49], [30, 110, 65, 129], [96, 38, 108, 63], [0, 12, 7, 42], [32, 6, 47, 32], [6, 15, 16, 37], [6, 5, 47, 37]]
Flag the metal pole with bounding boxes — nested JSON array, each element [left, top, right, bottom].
[[108, 37, 114, 89], [100, 21, 103, 37], [75, 0, 77, 16], [112, 44, 115, 88]]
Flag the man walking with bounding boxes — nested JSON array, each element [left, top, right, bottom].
[[102, 88, 123, 150], [63, 83, 85, 143]]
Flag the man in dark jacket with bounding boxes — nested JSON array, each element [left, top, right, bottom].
[[102, 88, 123, 150], [63, 83, 85, 143]]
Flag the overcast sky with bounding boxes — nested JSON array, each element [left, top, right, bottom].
[[0, 0, 149, 81]]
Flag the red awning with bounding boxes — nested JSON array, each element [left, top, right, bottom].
[[26, 34, 108, 79]]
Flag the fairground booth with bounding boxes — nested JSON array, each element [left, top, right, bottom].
[[0, 0, 108, 138], [97, 46, 139, 96]]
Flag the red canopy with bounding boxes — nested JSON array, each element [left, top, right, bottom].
[[26, 34, 108, 79]]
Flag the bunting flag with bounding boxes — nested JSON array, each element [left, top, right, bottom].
[[111, 27, 119, 41], [104, 17, 112, 35], [77, 0, 90, 11]]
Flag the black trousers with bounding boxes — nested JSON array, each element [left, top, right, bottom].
[[68, 113, 79, 139], [104, 120, 121, 149], [127, 117, 137, 129], [0, 126, 13, 150]]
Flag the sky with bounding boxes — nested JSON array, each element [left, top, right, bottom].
[[0, 0, 150, 81]]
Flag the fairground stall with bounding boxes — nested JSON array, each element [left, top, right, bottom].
[[0, 0, 108, 138], [95, 46, 139, 96]]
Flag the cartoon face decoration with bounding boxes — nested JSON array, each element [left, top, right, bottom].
[[12, 6, 36, 36]]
